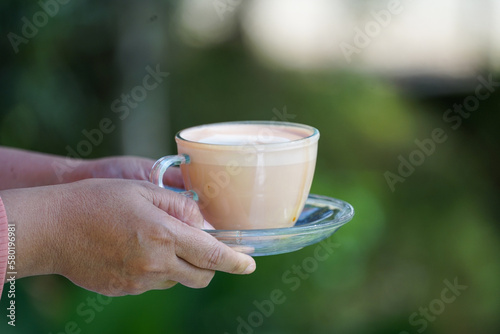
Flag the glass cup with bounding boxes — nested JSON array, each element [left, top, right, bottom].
[[150, 121, 319, 230]]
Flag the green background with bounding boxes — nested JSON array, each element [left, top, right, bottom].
[[1, 1, 499, 333]]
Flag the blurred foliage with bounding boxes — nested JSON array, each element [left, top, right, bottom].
[[1, 1, 500, 334]]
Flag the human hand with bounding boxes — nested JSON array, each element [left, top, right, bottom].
[[70, 156, 184, 189], [0, 179, 255, 296], [0, 147, 182, 190]]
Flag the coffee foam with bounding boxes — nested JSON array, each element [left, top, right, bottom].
[[198, 134, 290, 145], [179, 124, 310, 145]]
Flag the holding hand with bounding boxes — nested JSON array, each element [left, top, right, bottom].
[[0, 179, 255, 296], [0, 147, 182, 190], [71, 156, 184, 189]]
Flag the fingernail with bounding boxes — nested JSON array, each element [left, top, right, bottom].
[[203, 220, 215, 230], [243, 262, 256, 274]]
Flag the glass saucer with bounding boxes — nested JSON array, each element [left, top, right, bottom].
[[203, 194, 354, 256]]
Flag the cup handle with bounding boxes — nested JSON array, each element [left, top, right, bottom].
[[149, 154, 198, 201]]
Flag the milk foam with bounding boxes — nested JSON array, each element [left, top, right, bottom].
[[180, 123, 310, 145], [198, 134, 290, 145]]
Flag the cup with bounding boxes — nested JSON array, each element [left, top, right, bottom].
[[150, 121, 319, 230]]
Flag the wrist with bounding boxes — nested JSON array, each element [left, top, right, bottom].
[[0, 187, 63, 278]]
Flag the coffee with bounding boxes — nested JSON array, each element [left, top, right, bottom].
[[175, 122, 318, 230]]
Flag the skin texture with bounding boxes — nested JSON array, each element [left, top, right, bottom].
[[0, 147, 256, 296], [0, 147, 184, 190]]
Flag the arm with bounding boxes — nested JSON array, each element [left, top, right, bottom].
[[0, 147, 73, 190], [0, 179, 255, 295], [0, 147, 183, 190]]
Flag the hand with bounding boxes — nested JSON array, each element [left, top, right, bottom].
[[0, 179, 255, 296], [71, 156, 184, 189], [0, 147, 182, 190]]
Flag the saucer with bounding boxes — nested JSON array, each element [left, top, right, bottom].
[[203, 194, 354, 256]]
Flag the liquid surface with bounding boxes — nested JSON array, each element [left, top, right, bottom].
[[198, 134, 290, 145], [179, 123, 313, 145]]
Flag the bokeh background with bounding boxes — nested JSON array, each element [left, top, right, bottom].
[[1, 0, 500, 333]]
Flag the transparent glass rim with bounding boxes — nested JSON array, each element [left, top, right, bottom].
[[175, 121, 319, 150]]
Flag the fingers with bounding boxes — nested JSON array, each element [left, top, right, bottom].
[[163, 167, 184, 189], [146, 192, 256, 274], [92, 157, 185, 189], [151, 280, 179, 290], [139, 182, 255, 294], [152, 257, 216, 289], [134, 157, 184, 188], [124, 259, 215, 293], [203, 220, 215, 230], [148, 186, 205, 229], [173, 224, 256, 275]]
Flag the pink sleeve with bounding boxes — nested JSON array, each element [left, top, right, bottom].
[[0, 197, 9, 298]]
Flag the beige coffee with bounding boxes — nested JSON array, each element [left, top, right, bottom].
[[176, 122, 318, 230]]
